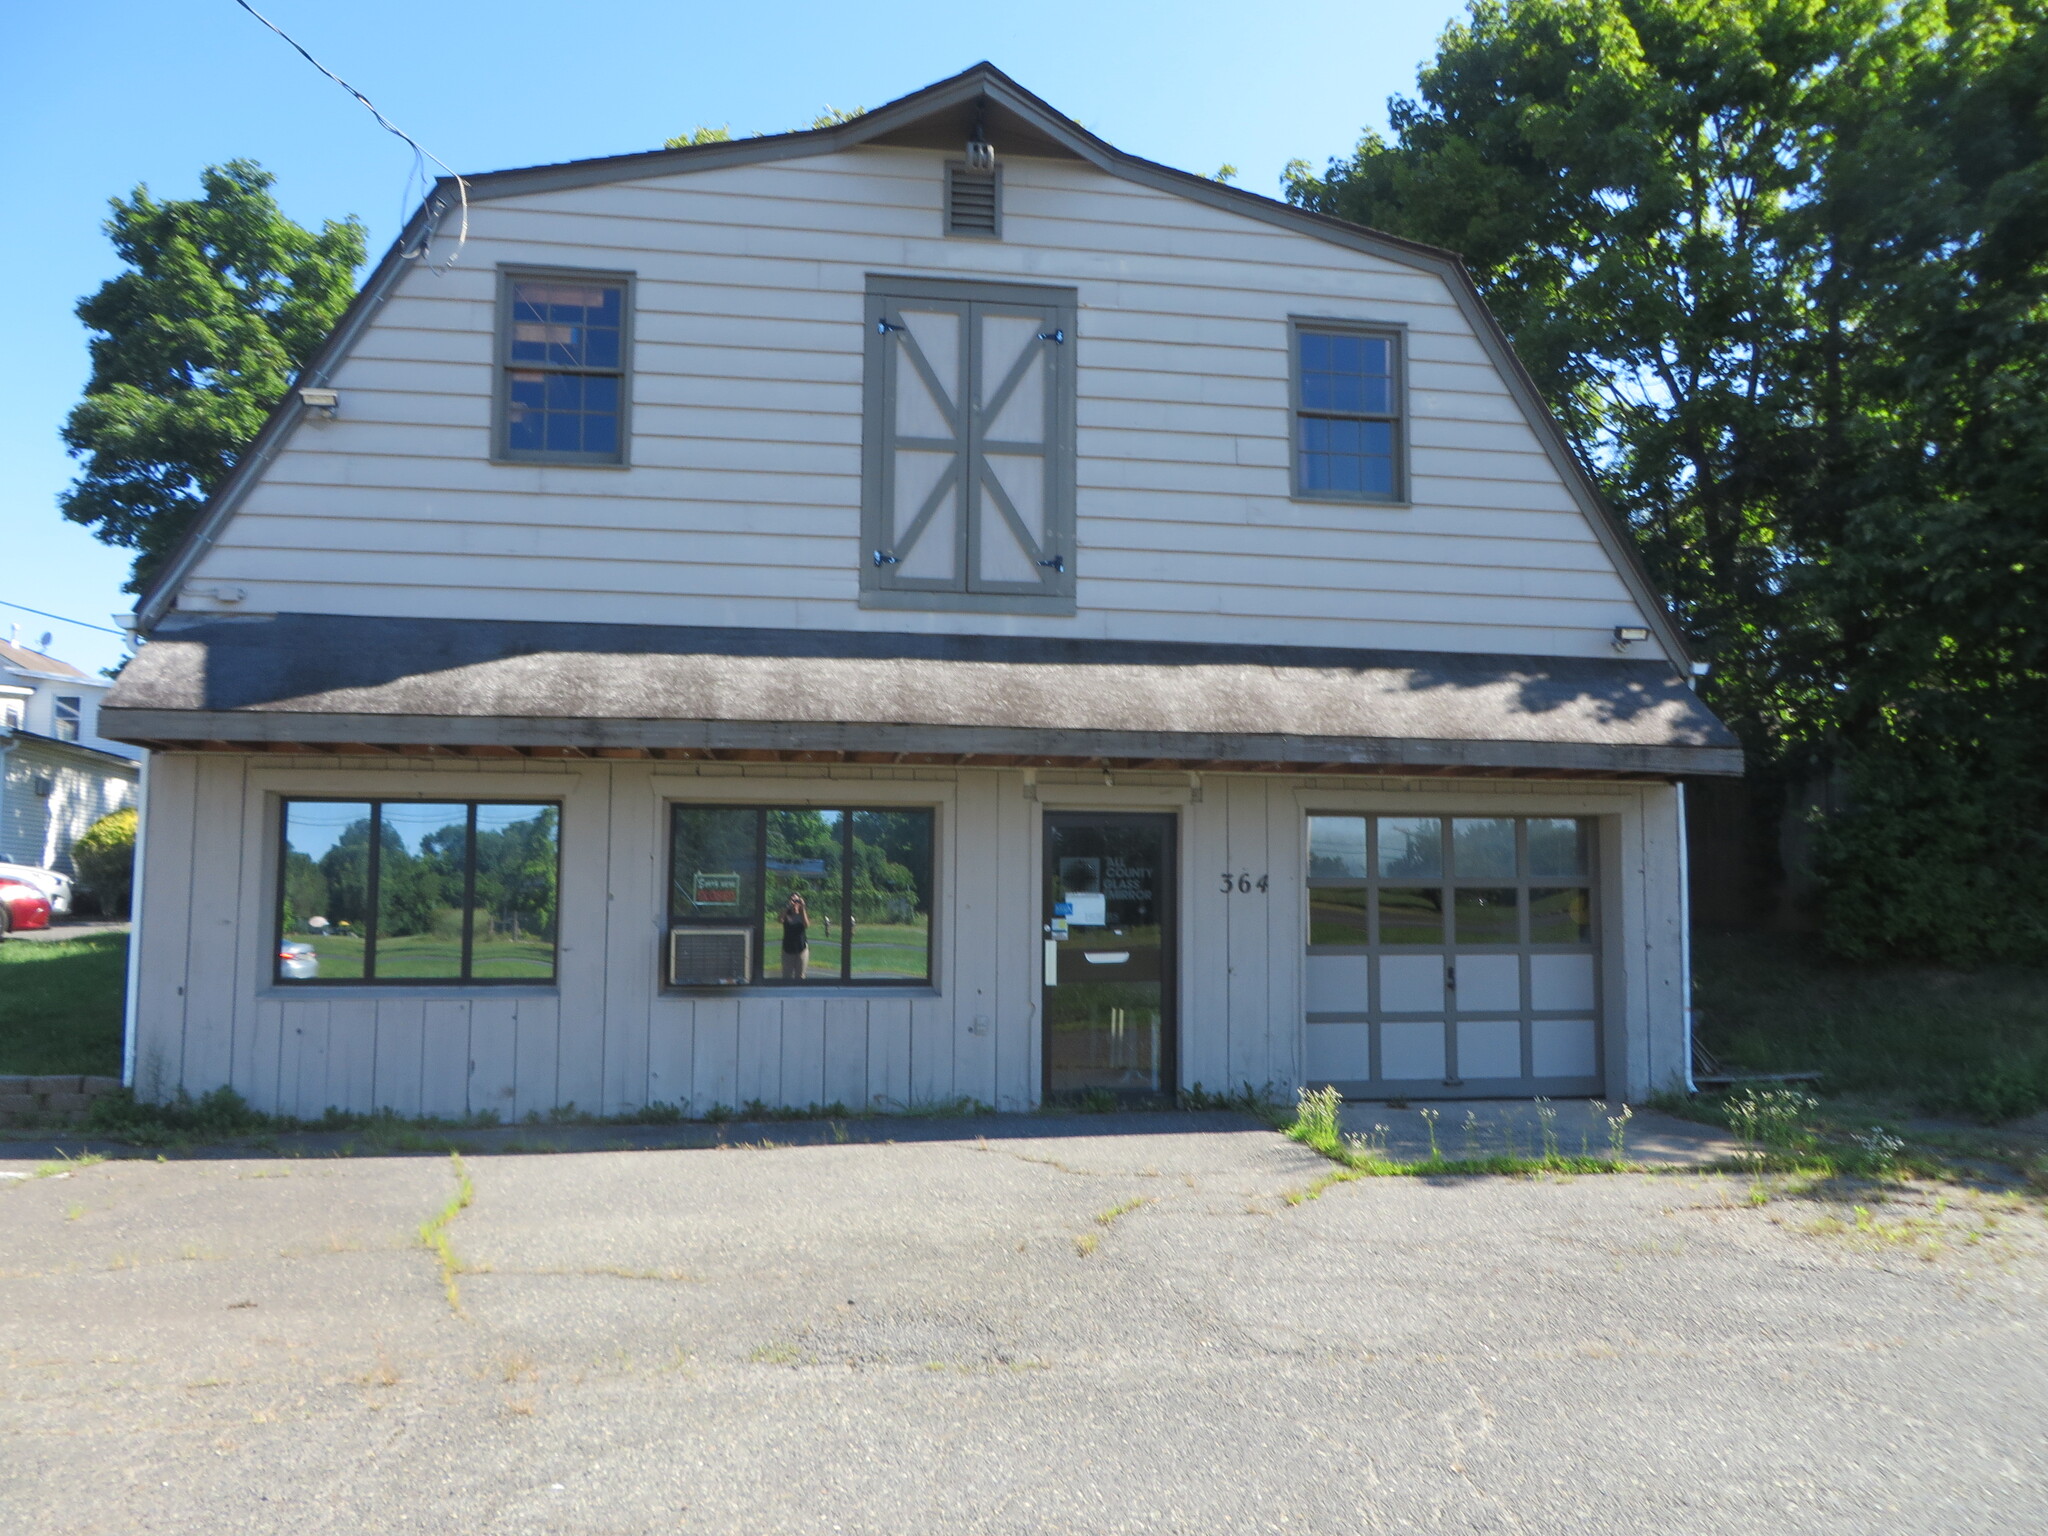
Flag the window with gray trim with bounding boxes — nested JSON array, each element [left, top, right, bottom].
[[52, 696, 81, 743], [861, 275, 1077, 615], [275, 799, 561, 985], [494, 269, 631, 464], [1291, 321, 1404, 502]]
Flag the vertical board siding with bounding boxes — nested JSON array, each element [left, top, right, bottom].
[[328, 997, 377, 1115], [868, 997, 913, 1110], [180, 756, 247, 1096], [514, 998, 562, 1120], [1638, 784, 1686, 1098], [779, 998, 826, 1110], [469, 1000, 519, 1123], [822, 998, 869, 1111], [139, 756, 1684, 1117], [736, 997, 783, 1107], [282, 1000, 329, 1120], [597, 760, 650, 1114], [1225, 777, 1272, 1094], [1263, 782, 1306, 1092], [239, 998, 285, 1115], [943, 772, 997, 1106], [990, 774, 1035, 1111], [688, 997, 740, 1115], [1184, 789, 1232, 1094], [421, 999, 473, 1118], [131, 753, 198, 1100], [373, 996, 426, 1119], [183, 147, 1659, 660]]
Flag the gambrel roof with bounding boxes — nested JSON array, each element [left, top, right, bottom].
[[133, 62, 1692, 667]]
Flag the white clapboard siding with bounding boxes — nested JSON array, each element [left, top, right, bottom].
[[180, 145, 1662, 659]]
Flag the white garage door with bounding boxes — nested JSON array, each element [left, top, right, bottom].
[[1302, 814, 1602, 1098]]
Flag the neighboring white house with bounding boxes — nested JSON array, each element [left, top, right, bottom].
[[100, 65, 1739, 1118], [0, 636, 139, 879]]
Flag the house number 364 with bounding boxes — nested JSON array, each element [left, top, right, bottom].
[[1219, 872, 1270, 894]]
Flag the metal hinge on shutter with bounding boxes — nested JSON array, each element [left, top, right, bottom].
[[945, 164, 1001, 238]]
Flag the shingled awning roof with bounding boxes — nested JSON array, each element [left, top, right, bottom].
[[100, 613, 1741, 777]]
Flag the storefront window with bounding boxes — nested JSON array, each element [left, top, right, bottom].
[[667, 805, 933, 986], [276, 799, 559, 984]]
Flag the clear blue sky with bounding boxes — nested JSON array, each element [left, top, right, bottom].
[[1, 0, 1466, 676]]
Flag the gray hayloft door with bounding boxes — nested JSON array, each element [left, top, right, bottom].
[[862, 277, 1077, 607]]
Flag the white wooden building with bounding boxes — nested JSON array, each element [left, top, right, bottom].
[[2, 637, 139, 882], [100, 65, 1738, 1118]]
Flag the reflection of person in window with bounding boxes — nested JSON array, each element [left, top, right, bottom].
[[780, 894, 810, 980]]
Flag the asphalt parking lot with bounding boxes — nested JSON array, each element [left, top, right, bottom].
[[5, 1116, 2046, 1534]]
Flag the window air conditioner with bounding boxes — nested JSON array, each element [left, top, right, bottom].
[[667, 927, 753, 987]]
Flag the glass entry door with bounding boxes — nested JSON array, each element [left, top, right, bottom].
[[1042, 813, 1177, 1100]]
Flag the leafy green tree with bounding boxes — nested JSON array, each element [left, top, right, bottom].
[[1289, 0, 2048, 961], [664, 125, 734, 148], [60, 160, 364, 591], [663, 106, 864, 149]]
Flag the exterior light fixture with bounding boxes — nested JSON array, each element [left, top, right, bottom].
[[299, 387, 340, 419], [1612, 624, 1651, 653]]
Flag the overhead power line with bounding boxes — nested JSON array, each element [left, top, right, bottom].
[[0, 600, 127, 638], [230, 0, 469, 267]]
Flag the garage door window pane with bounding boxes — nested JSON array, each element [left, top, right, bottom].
[[1376, 817, 1443, 878], [1452, 818, 1517, 878], [1454, 887, 1520, 945], [1309, 887, 1370, 946], [1528, 819, 1588, 878], [1529, 887, 1592, 944], [1308, 816, 1368, 878], [1378, 887, 1443, 945]]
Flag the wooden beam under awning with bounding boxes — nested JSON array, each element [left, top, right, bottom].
[[133, 738, 1673, 780]]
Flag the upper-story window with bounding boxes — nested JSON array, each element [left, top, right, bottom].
[[860, 275, 1077, 616], [52, 696, 81, 743], [1290, 320, 1404, 503], [494, 269, 632, 465]]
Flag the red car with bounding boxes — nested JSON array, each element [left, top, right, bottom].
[[0, 879, 51, 938]]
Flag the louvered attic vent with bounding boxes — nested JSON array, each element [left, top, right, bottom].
[[945, 163, 1001, 238]]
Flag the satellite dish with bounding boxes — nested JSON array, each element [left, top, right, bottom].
[[38, 632, 53, 651]]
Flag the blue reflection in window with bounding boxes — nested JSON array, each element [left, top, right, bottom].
[[503, 278, 626, 459], [1300, 417, 1394, 495], [1298, 328, 1396, 496]]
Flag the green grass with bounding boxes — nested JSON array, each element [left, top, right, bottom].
[[0, 932, 126, 1076], [1694, 930, 2048, 1122]]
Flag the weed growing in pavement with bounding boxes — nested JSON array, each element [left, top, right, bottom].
[[1095, 1197, 1152, 1226], [1178, 1081, 1285, 1120], [1608, 1104, 1634, 1159], [1461, 1110, 1482, 1160], [1285, 1086, 1634, 1190], [1290, 1086, 1342, 1152], [31, 1151, 105, 1178], [416, 1153, 475, 1317]]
